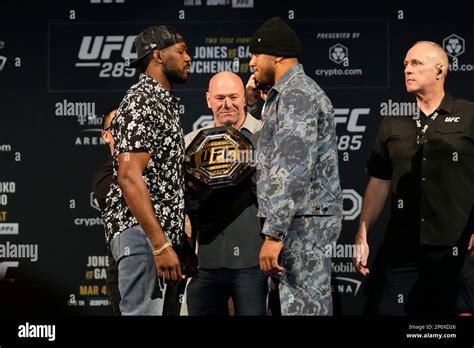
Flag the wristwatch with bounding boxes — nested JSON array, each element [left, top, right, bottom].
[[265, 235, 281, 242]]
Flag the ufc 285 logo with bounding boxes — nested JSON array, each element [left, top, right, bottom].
[[76, 35, 137, 78], [334, 108, 369, 152]]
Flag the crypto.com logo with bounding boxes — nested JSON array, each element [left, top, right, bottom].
[[329, 44, 349, 65], [443, 34, 465, 59]]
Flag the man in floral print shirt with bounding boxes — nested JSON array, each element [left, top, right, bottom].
[[103, 25, 191, 315]]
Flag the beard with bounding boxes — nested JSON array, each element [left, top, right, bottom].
[[164, 61, 189, 84], [256, 65, 275, 87]]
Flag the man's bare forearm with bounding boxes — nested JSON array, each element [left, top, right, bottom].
[[118, 173, 168, 249], [357, 177, 391, 242]]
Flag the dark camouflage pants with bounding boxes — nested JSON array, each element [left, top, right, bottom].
[[278, 215, 342, 316]]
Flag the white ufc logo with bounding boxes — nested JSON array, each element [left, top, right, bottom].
[[78, 36, 136, 60], [444, 117, 460, 123], [334, 108, 369, 132]]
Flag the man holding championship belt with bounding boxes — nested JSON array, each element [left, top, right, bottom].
[[184, 71, 268, 315]]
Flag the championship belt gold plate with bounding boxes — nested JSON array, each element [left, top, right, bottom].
[[185, 126, 255, 188]]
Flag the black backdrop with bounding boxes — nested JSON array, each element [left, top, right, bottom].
[[1, 0, 474, 320]]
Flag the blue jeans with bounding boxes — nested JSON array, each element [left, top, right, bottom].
[[186, 266, 268, 315], [109, 225, 166, 315]]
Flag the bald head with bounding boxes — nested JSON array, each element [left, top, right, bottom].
[[206, 71, 246, 128], [404, 41, 450, 95], [208, 71, 245, 94], [411, 41, 449, 75]]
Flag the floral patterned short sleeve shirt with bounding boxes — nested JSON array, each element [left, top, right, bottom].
[[103, 74, 185, 246]]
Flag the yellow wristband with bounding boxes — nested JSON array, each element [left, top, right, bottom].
[[153, 242, 171, 257]]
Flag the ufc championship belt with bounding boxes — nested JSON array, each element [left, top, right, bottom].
[[185, 126, 255, 188]]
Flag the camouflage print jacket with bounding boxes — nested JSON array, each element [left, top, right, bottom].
[[256, 64, 343, 240]]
